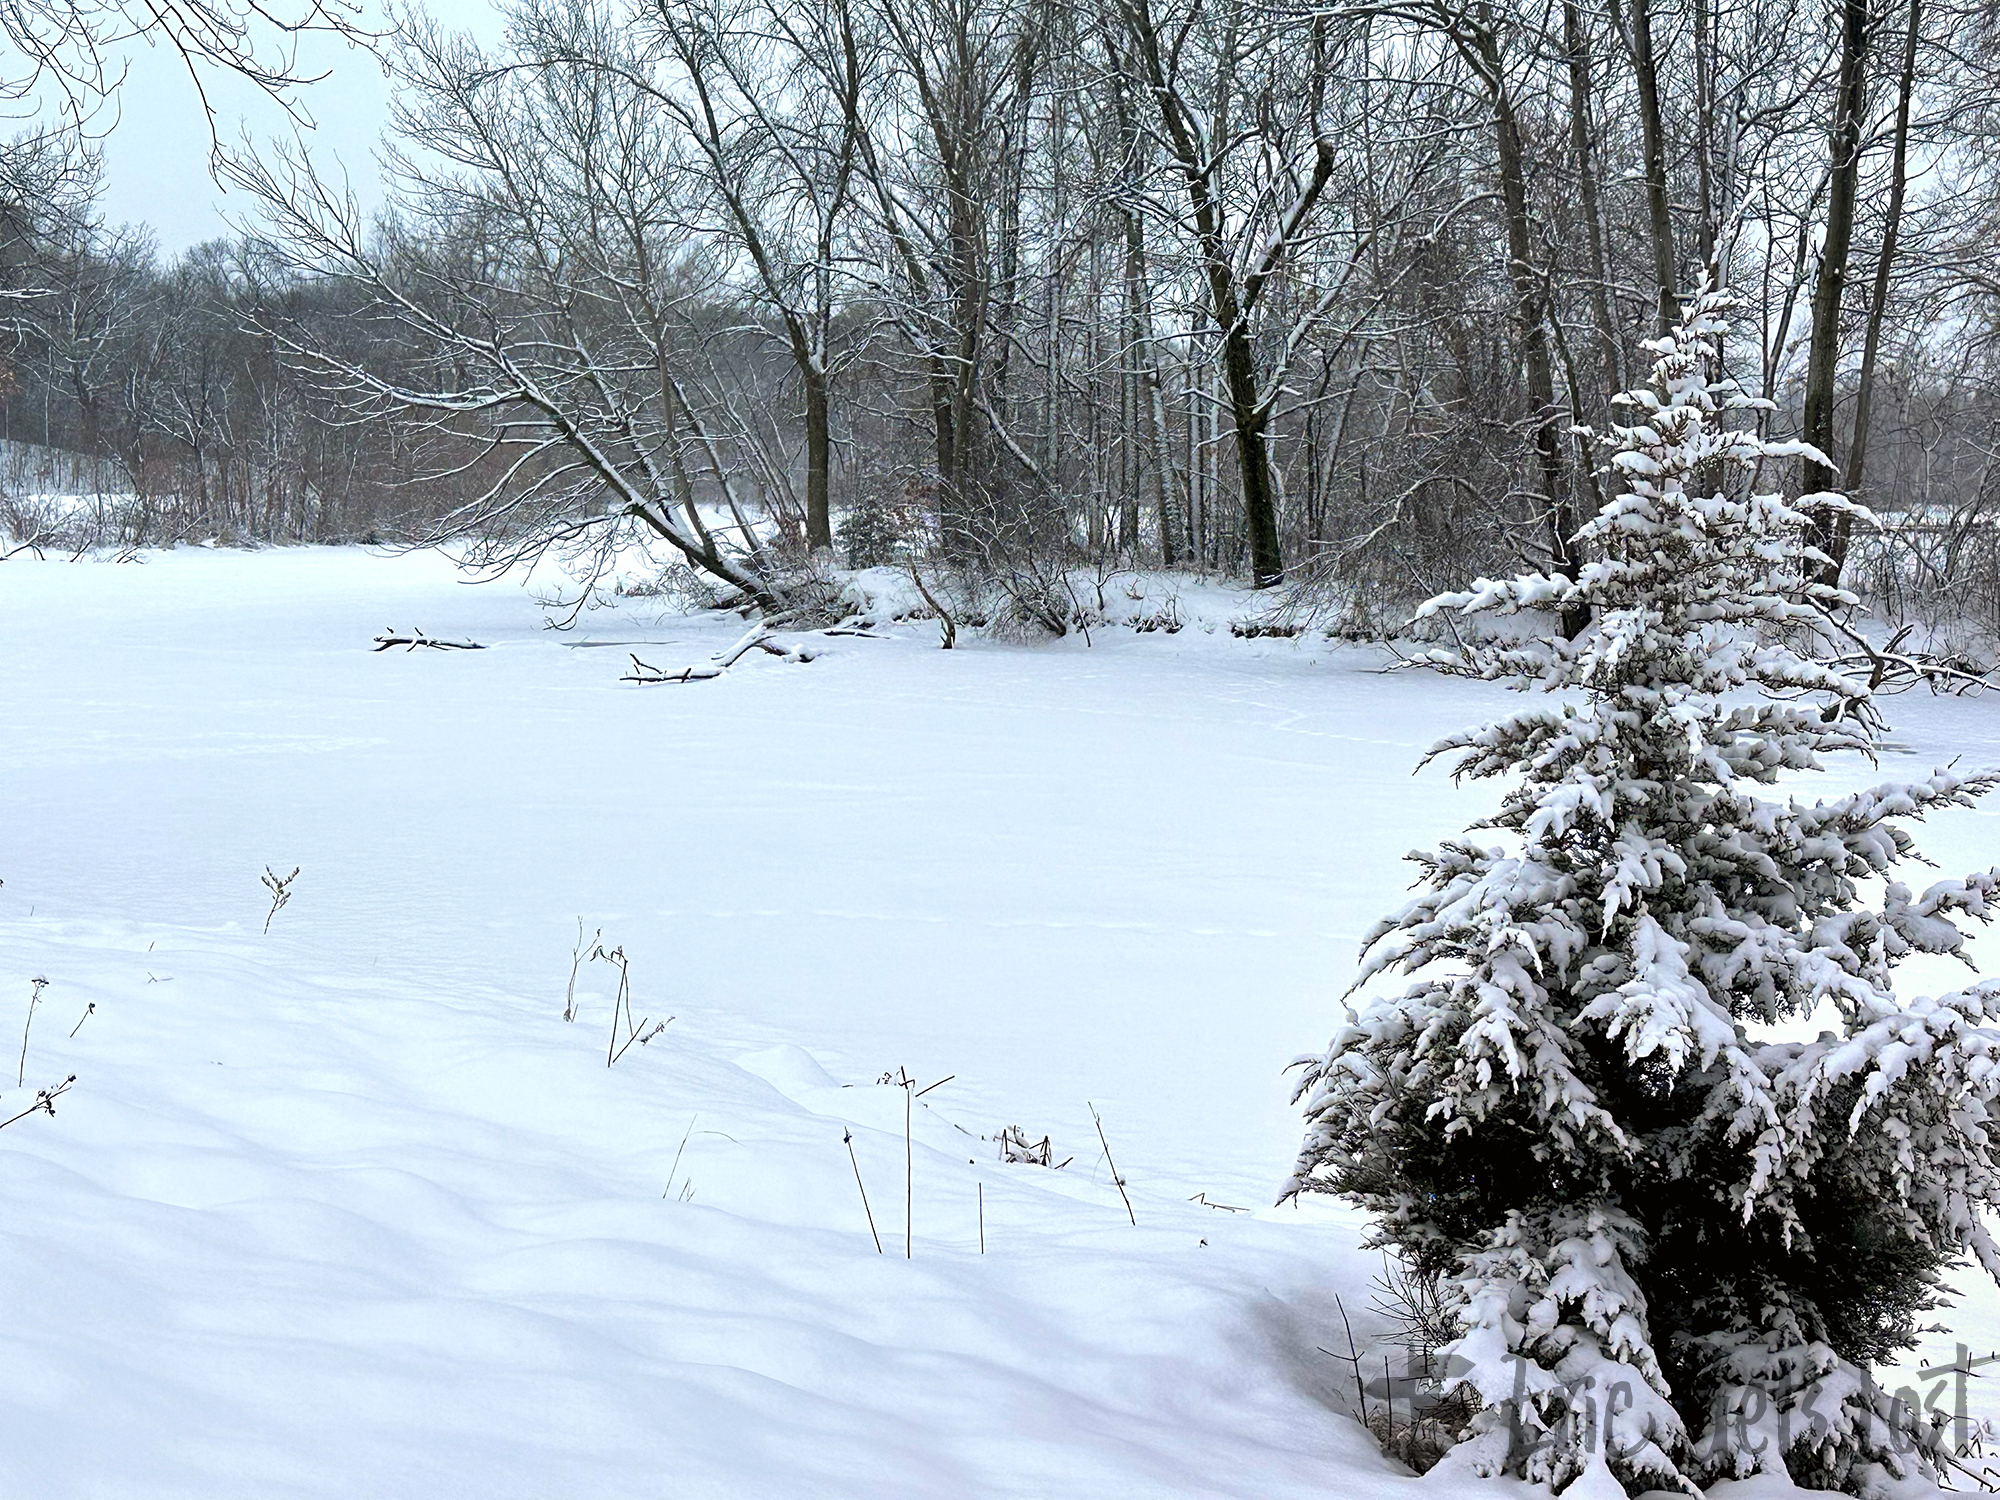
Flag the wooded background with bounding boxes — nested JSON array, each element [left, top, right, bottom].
[[3, 0, 1997, 640]]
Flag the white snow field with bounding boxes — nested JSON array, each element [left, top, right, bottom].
[[1, 546, 1996, 1500]]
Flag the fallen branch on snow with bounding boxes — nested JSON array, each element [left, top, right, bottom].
[[622, 625, 818, 685], [373, 628, 486, 652]]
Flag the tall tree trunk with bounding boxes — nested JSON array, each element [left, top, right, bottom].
[[1618, 0, 1679, 331], [1842, 0, 1918, 536], [1564, 0, 1622, 394], [803, 374, 832, 553], [1479, 28, 1588, 638], [1693, 0, 1718, 271], [1803, 0, 1870, 582], [1116, 0, 1297, 586], [1121, 214, 1143, 556], [1221, 320, 1283, 585]]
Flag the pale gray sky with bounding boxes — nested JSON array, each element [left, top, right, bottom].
[[91, 0, 500, 254]]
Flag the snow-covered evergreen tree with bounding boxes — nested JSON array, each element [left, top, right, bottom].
[[1285, 286, 2000, 1496]]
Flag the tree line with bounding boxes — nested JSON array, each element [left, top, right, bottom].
[[4, 0, 2000, 641]]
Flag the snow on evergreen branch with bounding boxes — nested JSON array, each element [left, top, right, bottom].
[[1288, 282, 2000, 1494]]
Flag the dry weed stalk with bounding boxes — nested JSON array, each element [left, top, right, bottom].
[[564, 918, 599, 1023], [1087, 1101, 1136, 1225], [590, 942, 670, 1066], [843, 1128, 883, 1253], [17, 976, 46, 1086]]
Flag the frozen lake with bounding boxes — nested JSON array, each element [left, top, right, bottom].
[[2, 546, 1995, 1498]]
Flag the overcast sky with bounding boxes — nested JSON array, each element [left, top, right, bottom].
[[91, 0, 500, 254]]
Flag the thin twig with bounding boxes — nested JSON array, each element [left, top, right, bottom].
[[844, 1129, 882, 1253], [1088, 1100, 1136, 1225], [67, 1002, 93, 1039], [978, 1181, 985, 1255]]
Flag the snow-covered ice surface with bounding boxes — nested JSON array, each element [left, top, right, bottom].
[[1, 546, 1995, 1499]]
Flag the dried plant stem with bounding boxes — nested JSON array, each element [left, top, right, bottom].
[[664, 1114, 697, 1199], [1329, 1292, 1369, 1426], [67, 1003, 94, 1039], [1088, 1100, 1135, 1225], [978, 1182, 985, 1255], [901, 1067, 914, 1259], [564, 918, 597, 1022], [18, 977, 46, 1087], [844, 1129, 882, 1253], [585, 941, 668, 1066], [604, 948, 630, 1066], [261, 866, 298, 934]]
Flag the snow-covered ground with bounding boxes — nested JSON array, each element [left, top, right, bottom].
[[1, 546, 1995, 1499]]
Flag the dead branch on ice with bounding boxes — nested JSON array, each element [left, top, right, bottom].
[[1819, 619, 1995, 699], [621, 624, 819, 685], [373, 628, 486, 652]]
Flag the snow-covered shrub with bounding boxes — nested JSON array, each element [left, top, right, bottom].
[[1284, 286, 2000, 1496]]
